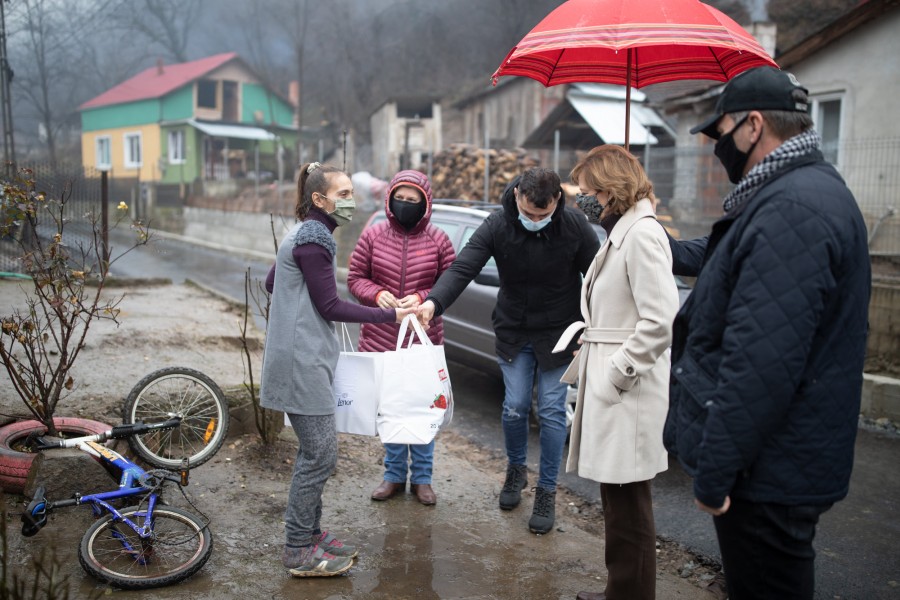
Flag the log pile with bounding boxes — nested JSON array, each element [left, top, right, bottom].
[[423, 144, 540, 203]]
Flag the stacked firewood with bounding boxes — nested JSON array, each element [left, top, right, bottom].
[[423, 144, 540, 203]]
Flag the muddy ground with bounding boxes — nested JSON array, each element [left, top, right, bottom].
[[0, 280, 725, 599]]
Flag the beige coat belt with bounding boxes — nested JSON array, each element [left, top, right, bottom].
[[552, 322, 634, 354], [581, 327, 634, 344]]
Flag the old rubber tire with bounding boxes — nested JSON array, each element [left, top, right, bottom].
[[0, 417, 111, 494]]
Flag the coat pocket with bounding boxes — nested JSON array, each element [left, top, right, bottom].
[[667, 352, 718, 469], [585, 354, 625, 406]]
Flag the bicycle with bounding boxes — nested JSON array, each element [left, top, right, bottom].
[[122, 366, 230, 469], [20, 418, 214, 590]]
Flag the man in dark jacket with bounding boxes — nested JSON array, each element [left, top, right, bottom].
[[418, 167, 599, 534], [666, 66, 871, 599]]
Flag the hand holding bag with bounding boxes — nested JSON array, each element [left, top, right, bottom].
[[376, 315, 453, 444]]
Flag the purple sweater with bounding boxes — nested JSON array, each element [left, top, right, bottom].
[[265, 208, 395, 324]]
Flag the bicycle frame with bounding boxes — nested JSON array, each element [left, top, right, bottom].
[[22, 418, 186, 540]]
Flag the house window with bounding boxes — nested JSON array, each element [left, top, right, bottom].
[[197, 79, 217, 109], [95, 136, 111, 170], [168, 130, 186, 164], [812, 94, 843, 165], [124, 132, 142, 168]]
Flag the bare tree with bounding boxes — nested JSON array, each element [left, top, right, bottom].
[[8, 0, 80, 166], [110, 0, 204, 64], [7, 0, 122, 164]]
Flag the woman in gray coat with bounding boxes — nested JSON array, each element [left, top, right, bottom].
[[556, 145, 679, 600], [261, 161, 415, 577]]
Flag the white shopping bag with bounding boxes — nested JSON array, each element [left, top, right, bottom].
[[376, 315, 453, 445], [333, 352, 381, 436]]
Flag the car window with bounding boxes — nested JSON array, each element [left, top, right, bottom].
[[431, 221, 461, 244], [461, 226, 497, 269]]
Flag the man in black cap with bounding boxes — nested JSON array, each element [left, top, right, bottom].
[[664, 66, 871, 599]]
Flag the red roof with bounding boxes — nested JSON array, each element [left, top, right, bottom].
[[79, 52, 238, 110]]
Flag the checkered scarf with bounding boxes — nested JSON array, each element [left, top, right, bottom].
[[722, 128, 821, 214]]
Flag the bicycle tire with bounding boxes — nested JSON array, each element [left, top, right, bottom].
[[123, 367, 229, 469], [78, 505, 212, 590]]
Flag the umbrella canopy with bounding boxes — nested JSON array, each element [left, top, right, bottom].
[[491, 0, 779, 147]]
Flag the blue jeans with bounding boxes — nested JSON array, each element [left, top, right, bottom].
[[383, 441, 435, 485], [497, 343, 568, 490]]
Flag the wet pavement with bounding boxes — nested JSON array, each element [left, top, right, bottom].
[[0, 278, 714, 600], [3, 229, 898, 598]]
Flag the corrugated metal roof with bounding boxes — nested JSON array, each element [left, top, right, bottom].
[[188, 119, 277, 141], [79, 52, 239, 111]]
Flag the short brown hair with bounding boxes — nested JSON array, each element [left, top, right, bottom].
[[570, 145, 656, 217]]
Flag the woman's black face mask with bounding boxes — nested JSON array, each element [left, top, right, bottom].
[[390, 197, 426, 230]]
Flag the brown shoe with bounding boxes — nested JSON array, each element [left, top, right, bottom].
[[410, 483, 437, 505], [575, 592, 606, 600], [371, 480, 404, 501]]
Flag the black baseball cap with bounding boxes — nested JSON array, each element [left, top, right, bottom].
[[691, 66, 810, 139]]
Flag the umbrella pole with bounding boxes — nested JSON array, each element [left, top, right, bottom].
[[625, 48, 632, 151]]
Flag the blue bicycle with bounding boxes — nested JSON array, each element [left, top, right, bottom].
[[20, 418, 213, 590]]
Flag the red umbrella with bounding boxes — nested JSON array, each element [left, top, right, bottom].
[[491, 0, 778, 148]]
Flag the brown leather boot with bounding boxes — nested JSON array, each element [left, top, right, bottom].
[[410, 483, 437, 505], [575, 592, 606, 600], [371, 480, 404, 501]]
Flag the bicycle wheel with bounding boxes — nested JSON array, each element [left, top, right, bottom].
[[78, 505, 213, 590], [123, 367, 229, 469]]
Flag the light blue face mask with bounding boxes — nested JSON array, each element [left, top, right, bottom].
[[518, 212, 552, 232]]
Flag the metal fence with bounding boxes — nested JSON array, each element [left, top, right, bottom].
[[0, 163, 126, 273], [642, 137, 900, 255]]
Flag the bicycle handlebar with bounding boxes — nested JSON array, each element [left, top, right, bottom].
[[108, 417, 182, 440]]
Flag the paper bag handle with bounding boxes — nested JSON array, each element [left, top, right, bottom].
[[396, 314, 433, 350], [340, 323, 355, 352]]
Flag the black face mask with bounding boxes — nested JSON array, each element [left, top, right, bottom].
[[714, 115, 760, 184], [390, 198, 426, 230], [576, 193, 603, 223]]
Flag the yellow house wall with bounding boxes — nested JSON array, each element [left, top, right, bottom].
[[81, 124, 163, 182]]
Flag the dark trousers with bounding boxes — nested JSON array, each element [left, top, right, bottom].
[[600, 480, 656, 600], [713, 498, 832, 600]]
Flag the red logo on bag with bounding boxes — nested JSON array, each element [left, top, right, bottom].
[[430, 394, 448, 410], [438, 368, 448, 382]]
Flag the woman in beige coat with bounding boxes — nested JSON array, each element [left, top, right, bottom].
[[556, 145, 679, 600]]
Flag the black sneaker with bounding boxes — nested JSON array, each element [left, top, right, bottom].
[[528, 486, 556, 534], [499, 463, 528, 510]]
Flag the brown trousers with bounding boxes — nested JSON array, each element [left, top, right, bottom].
[[600, 479, 656, 600]]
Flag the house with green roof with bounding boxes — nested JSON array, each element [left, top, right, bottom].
[[78, 52, 297, 188]]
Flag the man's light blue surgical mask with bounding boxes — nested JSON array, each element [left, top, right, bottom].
[[518, 212, 552, 232]]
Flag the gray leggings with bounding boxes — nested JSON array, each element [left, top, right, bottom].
[[284, 413, 337, 547]]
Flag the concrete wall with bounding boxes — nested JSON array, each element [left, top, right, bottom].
[[370, 102, 442, 179], [868, 279, 900, 365]]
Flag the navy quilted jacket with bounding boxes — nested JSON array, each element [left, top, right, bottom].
[[665, 151, 871, 508]]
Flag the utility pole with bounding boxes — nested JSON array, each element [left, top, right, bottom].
[[0, 0, 15, 176]]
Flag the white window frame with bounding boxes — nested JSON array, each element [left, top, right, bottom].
[[95, 135, 111, 171], [810, 92, 844, 166], [123, 131, 143, 169], [168, 130, 186, 164]]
